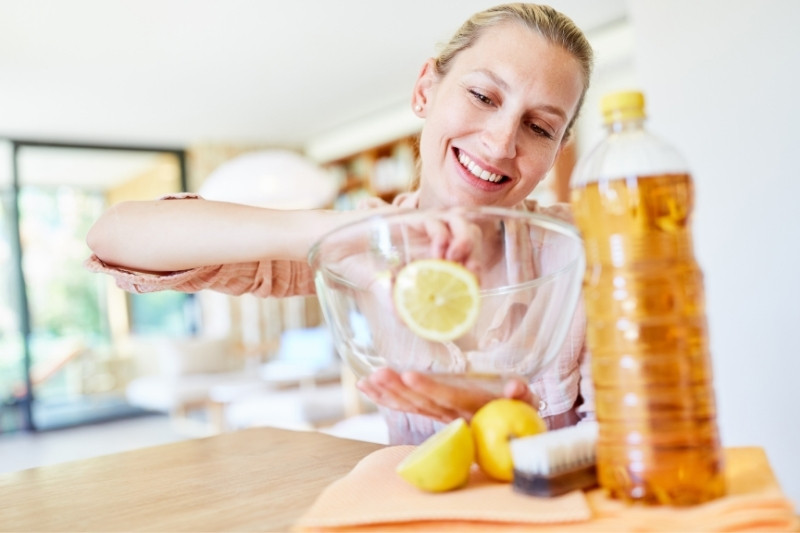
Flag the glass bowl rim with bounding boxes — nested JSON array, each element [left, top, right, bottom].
[[307, 205, 582, 271]]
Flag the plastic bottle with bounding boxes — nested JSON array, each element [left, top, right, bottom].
[[569, 90, 725, 505]]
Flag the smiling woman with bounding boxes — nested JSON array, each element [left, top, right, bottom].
[[84, 3, 597, 447], [412, 17, 587, 210]]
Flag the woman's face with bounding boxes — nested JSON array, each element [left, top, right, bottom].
[[413, 21, 585, 209]]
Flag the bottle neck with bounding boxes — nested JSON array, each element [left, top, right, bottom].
[[605, 117, 645, 134]]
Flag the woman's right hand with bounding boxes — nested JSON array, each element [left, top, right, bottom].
[[356, 368, 536, 423], [396, 208, 488, 278]]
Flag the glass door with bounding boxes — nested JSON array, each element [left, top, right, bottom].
[[2, 141, 194, 431], [0, 145, 28, 431]]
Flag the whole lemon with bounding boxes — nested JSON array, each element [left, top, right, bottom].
[[396, 418, 475, 492], [471, 398, 547, 482]]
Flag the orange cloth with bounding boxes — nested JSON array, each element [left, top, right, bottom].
[[294, 446, 799, 532]]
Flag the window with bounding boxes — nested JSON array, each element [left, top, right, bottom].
[[0, 141, 192, 432]]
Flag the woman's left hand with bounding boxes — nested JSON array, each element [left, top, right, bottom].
[[356, 368, 536, 423]]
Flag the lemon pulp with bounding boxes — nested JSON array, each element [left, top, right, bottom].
[[392, 259, 480, 342], [396, 418, 475, 492]]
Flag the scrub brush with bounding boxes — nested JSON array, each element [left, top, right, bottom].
[[509, 420, 599, 497]]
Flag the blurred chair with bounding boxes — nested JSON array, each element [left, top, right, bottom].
[[124, 335, 255, 434], [213, 326, 349, 432], [124, 327, 365, 435]]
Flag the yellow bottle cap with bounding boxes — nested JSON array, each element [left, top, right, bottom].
[[601, 90, 646, 124]]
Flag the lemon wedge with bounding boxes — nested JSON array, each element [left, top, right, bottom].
[[396, 418, 475, 492], [393, 259, 480, 342]]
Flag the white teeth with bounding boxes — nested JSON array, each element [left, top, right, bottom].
[[457, 151, 504, 183]]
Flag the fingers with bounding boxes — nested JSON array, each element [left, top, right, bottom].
[[442, 214, 482, 270], [408, 211, 483, 273], [398, 372, 465, 422], [400, 372, 494, 421], [357, 368, 459, 420], [503, 377, 537, 407], [356, 368, 405, 411], [357, 369, 501, 422], [422, 218, 450, 259]]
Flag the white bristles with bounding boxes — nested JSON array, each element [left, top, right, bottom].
[[510, 421, 598, 476]]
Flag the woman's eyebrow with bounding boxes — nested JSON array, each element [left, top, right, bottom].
[[535, 104, 567, 122], [473, 68, 568, 121], [474, 68, 510, 91]]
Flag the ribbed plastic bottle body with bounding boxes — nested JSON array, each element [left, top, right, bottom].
[[570, 100, 725, 505]]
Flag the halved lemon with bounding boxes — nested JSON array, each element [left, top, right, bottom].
[[396, 417, 475, 492], [392, 259, 480, 342]]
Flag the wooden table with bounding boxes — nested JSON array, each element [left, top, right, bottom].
[[0, 427, 384, 532]]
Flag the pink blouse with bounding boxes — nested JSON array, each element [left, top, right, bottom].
[[85, 192, 595, 444]]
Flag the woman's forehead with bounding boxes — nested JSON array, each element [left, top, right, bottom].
[[448, 22, 584, 111]]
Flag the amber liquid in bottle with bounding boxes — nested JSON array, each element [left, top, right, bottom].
[[571, 172, 725, 505]]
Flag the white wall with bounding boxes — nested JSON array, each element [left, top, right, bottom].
[[621, 0, 800, 506]]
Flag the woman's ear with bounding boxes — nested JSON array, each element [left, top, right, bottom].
[[411, 59, 437, 117]]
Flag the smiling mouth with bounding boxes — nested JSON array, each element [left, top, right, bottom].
[[456, 149, 509, 184]]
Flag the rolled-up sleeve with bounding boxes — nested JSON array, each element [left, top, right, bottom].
[[84, 192, 317, 298], [84, 255, 316, 297]]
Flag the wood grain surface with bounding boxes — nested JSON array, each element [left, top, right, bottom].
[[0, 427, 384, 532]]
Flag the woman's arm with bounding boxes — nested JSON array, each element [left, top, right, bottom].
[[86, 197, 373, 273]]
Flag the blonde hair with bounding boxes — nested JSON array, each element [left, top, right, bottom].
[[409, 3, 594, 190], [435, 3, 593, 139]]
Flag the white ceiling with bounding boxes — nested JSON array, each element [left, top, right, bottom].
[[0, 0, 628, 153]]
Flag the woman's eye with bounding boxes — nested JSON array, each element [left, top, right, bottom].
[[528, 122, 554, 139], [469, 89, 493, 106]]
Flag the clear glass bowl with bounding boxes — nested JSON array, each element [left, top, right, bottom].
[[308, 206, 585, 393]]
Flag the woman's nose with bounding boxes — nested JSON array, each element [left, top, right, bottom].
[[481, 115, 517, 159]]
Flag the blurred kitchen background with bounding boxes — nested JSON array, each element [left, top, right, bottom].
[[1, 0, 798, 507]]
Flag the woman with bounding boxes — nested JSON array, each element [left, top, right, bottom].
[[87, 3, 595, 444]]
